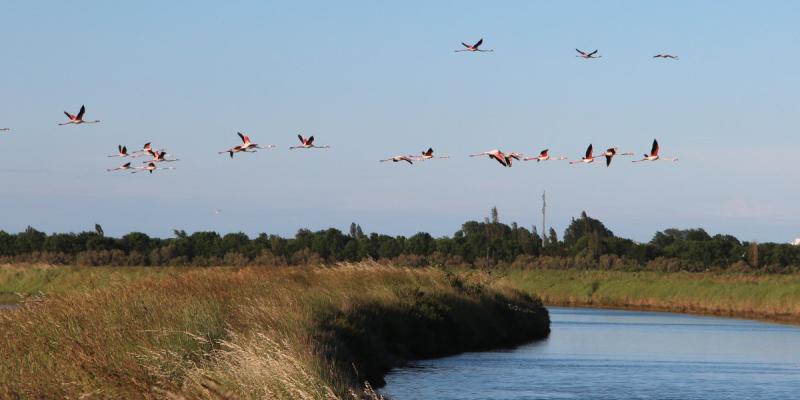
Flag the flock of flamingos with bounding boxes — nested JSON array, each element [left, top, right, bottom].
[[0, 40, 679, 174]]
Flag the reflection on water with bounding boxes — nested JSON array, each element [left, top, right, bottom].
[[382, 307, 800, 400]]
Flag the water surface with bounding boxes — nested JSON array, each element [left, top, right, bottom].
[[382, 307, 800, 400]]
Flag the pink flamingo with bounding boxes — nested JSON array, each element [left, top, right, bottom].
[[470, 149, 513, 167], [576, 49, 601, 59], [524, 149, 568, 162], [108, 145, 129, 158], [58, 105, 100, 126], [455, 38, 494, 52], [131, 142, 165, 158], [506, 152, 523, 163], [653, 54, 679, 60], [107, 162, 132, 172], [290, 135, 330, 149], [144, 149, 179, 163], [633, 139, 678, 162], [570, 144, 599, 164], [599, 147, 634, 167], [219, 132, 276, 158], [380, 155, 414, 165], [132, 162, 175, 174], [415, 148, 450, 161]]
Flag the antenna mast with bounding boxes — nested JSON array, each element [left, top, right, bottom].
[[541, 191, 547, 246]]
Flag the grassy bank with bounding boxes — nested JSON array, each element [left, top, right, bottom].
[[0, 264, 177, 303], [487, 268, 800, 324], [0, 264, 549, 399]]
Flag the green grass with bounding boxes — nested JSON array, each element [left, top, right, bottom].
[[0, 264, 549, 399], [488, 268, 800, 323], [0, 265, 176, 303]]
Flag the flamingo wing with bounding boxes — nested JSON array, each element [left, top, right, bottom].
[[474, 38, 483, 48], [77, 105, 86, 119], [540, 149, 549, 157], [576, 49, 586, 56], [605, 155, 612, 167], [585, 144, 593, 158], [651, 139, 659, 156], [238, 132, 246, 143], [297, 134, 304, 144], [588, 50, 598, 56], [307, 136, 315, 145]]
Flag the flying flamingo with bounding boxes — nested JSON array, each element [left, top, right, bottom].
[[570, 144, 599, 164], [470, 149, 513, 167], [633, 139, 678, 162], [58, 105, 100, 126], [107, 162, 133, 172], [576, 49, 601, 59], [131, 142, 166, 158], [132, 162, 175, 174], [653, 54, 679, 60], [524, 149, 568, 162], [219, 144, 247, 158], [415, 148, 450, 161], [0, 128, 9, 132], [506, 152, 523, 163], [290, 135, 330, 149], [108, 145, 129, 158], [380, 155, 414, 164], [599, 147, 634, 167], [455, 38, 494, 52], [219, 132, 276, 158], [144, 149, 179, 163], [237, 132, 275, 151]]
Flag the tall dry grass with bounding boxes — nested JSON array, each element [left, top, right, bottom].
[[0, 263, 549, 399]]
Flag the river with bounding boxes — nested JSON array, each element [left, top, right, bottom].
[[381, 307, 800, 400]]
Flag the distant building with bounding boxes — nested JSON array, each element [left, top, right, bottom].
[[792, 238, 800, 246]]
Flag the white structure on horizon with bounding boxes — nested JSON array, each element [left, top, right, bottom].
[[792, 238, 800, 246]]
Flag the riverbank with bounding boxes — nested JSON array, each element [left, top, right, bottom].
[[485, 268, 800, 324], [0, 264, 549, 399]]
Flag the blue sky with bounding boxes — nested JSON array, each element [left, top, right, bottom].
[[0, 1, 798, 242]]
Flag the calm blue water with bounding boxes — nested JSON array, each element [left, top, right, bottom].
[[382, 307, 800, 400]]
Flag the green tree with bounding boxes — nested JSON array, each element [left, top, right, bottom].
[[563, 211, 614, 247]]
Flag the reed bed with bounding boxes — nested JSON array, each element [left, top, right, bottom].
[[0, 264, 549, 399]]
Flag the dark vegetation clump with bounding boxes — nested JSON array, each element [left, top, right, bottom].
[[316, 274, 550, 387]]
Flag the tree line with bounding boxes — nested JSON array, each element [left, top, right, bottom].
[[0, 209, 798, 272]]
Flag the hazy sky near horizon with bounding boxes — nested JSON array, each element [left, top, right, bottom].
[[1, 1, 799, 242]]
